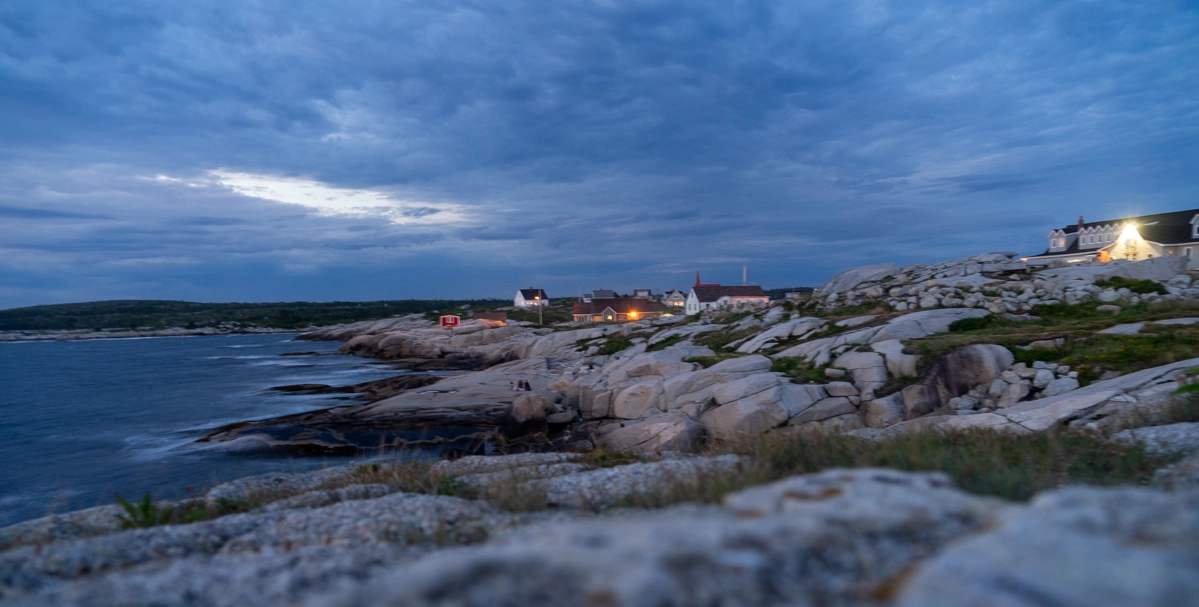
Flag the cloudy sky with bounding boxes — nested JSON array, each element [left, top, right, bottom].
[[2, 1, 1197, 309]]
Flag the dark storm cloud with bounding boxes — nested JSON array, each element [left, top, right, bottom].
[[0, 0, 1197, 307]]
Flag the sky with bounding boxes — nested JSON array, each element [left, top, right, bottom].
[[2, 1, 1198, 309]]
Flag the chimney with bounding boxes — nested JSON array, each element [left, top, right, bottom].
[[1078, 215, 1085, 228], [695, 271, 701, 287]]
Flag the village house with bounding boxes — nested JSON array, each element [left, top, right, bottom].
[[1025, 209, 1199, 269], [581, 289, 615, 303], [513, 288, 549, 308], [572, 297, 666, 323], [632, 288, 653, 299], [684, 272, 770, 314], [662, 289, 687, 307]]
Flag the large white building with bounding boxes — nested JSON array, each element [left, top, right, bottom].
[[514, 288, 549, 308], [1026, 209, 1199, 268]]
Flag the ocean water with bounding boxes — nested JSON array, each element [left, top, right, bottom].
[[0, 333, 416, 527]]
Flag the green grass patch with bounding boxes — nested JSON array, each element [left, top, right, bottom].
[[614, 428, 1180, 508], [684, 353, 744, 368], [948, 315, 997, 332], [1093, 276, 1167, 295], [693, 325, 762, 352], [771, 356, 829, 383], [646, 334, 685, 351]]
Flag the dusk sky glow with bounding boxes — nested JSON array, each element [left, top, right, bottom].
[[2, 1, 1198, 308]]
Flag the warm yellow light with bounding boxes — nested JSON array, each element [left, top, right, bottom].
[[1120, 223, 1140, 244], [629, 311, 639, 319]]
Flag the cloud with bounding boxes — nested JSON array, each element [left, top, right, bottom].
[[0, 0, 1197, 308]]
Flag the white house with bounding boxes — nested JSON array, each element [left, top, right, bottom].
[[514, 288, 549, 308], [684, 273, 770, 314], [1025, 209, 1199, 269], [662, 289, 687, 307]]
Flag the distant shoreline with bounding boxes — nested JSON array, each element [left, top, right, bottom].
[[0, 327, 301, 343]]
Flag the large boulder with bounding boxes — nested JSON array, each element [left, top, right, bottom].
[[897, 486, 1199, 607], [816, 262, 896, 295], [701, 398, 789, 441], [609, 379, 665, 419], [832, 351, 888, 393], [870, 308, 990, 342], [870, 339, 922, 377], [711, 373, 784, 405], [593, 413, 704, 453], [865, 392, 907, 428], [899, 344, 1014, 419]]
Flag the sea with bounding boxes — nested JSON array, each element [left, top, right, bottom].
[[0, 333, 420, 528]]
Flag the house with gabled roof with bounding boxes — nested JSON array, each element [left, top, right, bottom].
[[1025, 209, 1199, 268], [684, 272, 770, 314], [581, 289, 615, 303], [662, 289, 687, 307], [514, 287, 549, 308], [572, 297, 666, 323]]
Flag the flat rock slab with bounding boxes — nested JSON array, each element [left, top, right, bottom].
[[1099, 322, 1144, 335], [321, 468, 1007, 607], [1111, 422, 1199, 455], [897, 487, 1199, 607]]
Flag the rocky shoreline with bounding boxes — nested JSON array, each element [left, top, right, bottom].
[[5, 251, 1199, 605]]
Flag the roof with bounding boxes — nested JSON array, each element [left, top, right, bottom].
[[573, 298, 666, 315], [1036, 208, 1199, 257], [591, 289, 616, 299], [690, 285, 769, 303], [518, 288, 547, 299]]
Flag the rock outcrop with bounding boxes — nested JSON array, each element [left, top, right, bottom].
[[6, 463, 1197, 607]]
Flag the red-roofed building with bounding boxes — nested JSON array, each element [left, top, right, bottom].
[[685, 272, 769, 314]]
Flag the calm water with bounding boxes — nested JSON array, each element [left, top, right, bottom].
[[0, 333, 414, 527]]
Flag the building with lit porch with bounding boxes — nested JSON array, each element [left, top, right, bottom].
[[514, 288, 549, 308], [572, 297, 666, 323], [1025, 209, 1199, 268]]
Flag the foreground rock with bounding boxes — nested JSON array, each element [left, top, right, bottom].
[[5, 454, 1199, 607]]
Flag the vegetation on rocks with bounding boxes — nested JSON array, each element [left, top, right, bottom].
[[616, 428, 1181, 508], [1092, 275, 1167, 295], [908, 300, 1199, 379]]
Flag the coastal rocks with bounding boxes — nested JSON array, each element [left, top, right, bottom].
[[897, 345, 1014, 420], [540, 454, 744, 509], [815, 262, 897, 295], [200, 358, 568, 456], [810, 253, 1199, 317], [320, 468, 1007, 607], [897, 487, 1199, 607], [894, 358, 1199, 434], [7, 458, 1199, 607], [204, 466, 358, 510], [594, 413, 703, 453], [735, 317, 826, 353], [700, 398, 789, 441], [1110, 422, 1199, 456], [832, 351, 888, 393]]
